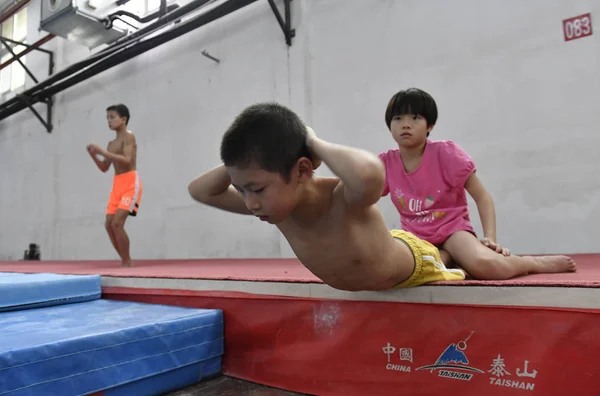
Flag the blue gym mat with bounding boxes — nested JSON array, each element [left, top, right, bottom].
[[0, 273, 101, 312], [0, 299, 223, 396]]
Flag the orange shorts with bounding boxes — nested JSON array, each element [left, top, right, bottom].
[[106, 171, 142, 216]]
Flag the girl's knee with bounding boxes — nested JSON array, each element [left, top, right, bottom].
[[469, 255, 509, 280]]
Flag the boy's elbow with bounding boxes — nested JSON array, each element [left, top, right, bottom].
[[362, 158, 386, 192], [188, 180, 209, 203], [187, 181, 203, 202], [353, 160, 386, 205]]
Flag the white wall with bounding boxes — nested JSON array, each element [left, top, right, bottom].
[[1, 0, 598, 260]]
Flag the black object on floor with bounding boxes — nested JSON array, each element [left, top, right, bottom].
[[164, 375, 310, 396], [23, 243, 41, 260]]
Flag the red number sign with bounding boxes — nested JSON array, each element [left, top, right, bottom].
[[563, 13, 593, 42]]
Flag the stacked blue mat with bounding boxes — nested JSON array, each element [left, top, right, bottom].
[[0, 273, 224, 396]]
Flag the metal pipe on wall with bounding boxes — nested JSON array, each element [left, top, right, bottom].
[[103, 4, 180, 27], [0, 0, 258, 121], [0, 0, 216, 117]]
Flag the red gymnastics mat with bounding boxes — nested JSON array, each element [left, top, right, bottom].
[[0, 253, 598, 287]]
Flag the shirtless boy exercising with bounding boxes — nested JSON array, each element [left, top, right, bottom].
[[188, 102, 464, 291], [87, 104, 142, 267]]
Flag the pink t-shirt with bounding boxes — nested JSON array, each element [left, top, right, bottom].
[[379, 139, 476, 246]]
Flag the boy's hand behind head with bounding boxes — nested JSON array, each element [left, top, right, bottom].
[[305, 125, 322, 170], [305, 125, 317, 141]]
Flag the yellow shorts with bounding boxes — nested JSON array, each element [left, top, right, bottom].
[[390, 229, 465, 288]]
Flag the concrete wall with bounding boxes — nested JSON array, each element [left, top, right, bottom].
[[0, 0, 598, 260]]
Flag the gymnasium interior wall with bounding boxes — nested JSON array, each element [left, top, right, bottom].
[[0, 0, 598, 260]]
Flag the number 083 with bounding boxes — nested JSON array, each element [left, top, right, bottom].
[[563, 13, 593, 41]]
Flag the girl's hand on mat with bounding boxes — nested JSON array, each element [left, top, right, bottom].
[[305, 125, 322, 170], [481, 238, 510, 256]]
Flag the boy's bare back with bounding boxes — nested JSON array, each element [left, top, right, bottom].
[[277, 176, 413, 291]]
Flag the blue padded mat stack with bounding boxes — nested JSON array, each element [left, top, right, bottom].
[[0, 272, 101, 312], [0, 273, 224, 396]]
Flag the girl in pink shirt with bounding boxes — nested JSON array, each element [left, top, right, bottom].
[[379, 88, 576, 279]]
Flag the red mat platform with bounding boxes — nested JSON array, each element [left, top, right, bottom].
[[0, 253, 598, 287], [1, 254, 600, 395]]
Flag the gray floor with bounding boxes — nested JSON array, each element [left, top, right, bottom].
[[165, 375, 309, 395]]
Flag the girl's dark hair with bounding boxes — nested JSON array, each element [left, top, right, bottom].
[[385, 88, 437, 130]]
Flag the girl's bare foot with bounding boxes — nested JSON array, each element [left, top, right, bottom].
[[525, 255, 576, 274]]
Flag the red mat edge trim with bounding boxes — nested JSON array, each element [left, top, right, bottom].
[[101, 286, 600, 314]]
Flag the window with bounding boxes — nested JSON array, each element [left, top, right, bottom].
[[0, 7, 27, 94]]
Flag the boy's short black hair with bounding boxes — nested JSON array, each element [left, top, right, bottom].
[[385, 88, 438, 133], [220, 102, 312, 181], [106, 104, 130, 125]]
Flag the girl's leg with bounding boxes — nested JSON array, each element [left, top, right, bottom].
[[442, 231, 576, 280], [439, 249, 453, 267], [438, 248, 474, 279]]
